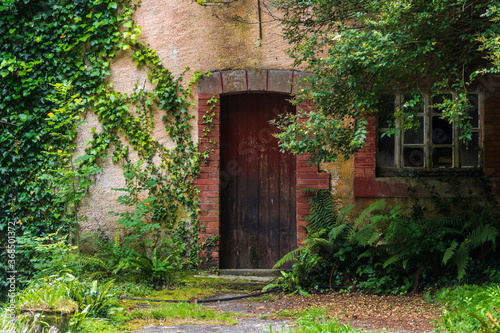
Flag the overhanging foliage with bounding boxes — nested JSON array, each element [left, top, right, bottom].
[[272, 0, 500, 163]]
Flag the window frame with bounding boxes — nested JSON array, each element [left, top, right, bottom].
[[376, 92, 483, 176]]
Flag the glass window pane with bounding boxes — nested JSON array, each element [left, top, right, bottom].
[[432, 117, 453, 144], [466, 94, 479, 128], [378, 95, 395, 128], [432, 94, 453, 113], [404, 116, 424, 144], [461, 132, 479, 167], [377, 134, 395, 168], [432, 148, 453, 168], [403, 148, 424, 167]]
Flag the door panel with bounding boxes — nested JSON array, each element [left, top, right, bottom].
[[220, 93, 296, 269]]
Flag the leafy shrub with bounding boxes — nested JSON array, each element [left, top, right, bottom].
[[78, 230, 139, 279], [17, 229, 80, 280]]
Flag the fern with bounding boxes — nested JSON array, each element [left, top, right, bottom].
[[443, 240, 459, 265], [468, 223, 498, 249], [304, 189, 337, 231], [454, 245, 470, 280], [383, 253, 406, 269], [273, 247, 306, 269]]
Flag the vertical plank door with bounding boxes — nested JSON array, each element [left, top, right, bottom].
[[220, 93, 296, 269]]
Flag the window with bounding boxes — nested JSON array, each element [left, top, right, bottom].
[[376, 93, 481, 175]]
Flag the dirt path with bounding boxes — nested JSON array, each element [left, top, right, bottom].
[[135, 290, 441, 333]]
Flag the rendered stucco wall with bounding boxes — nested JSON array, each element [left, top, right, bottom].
[[77, 0, 336, 237], [77, 0, 499, 242]]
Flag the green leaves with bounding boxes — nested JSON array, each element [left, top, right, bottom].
[[273, 0, 499, 163], [1, 0, 204, 301]]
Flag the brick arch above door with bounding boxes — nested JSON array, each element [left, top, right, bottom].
[[195, 69, 329, 268]]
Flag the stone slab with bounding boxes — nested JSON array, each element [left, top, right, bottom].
[[268, 70, 292, 93], [247, 69, 267, 91], [222, 70, 247, 93], [199, 72, 222, 95]]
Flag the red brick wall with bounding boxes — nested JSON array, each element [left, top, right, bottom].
[[196, 94, 221, 262]]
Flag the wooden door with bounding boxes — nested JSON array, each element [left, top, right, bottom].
[[220, 93, 296, 269]]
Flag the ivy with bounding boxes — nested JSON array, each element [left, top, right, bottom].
[[1, 0, 205, 298]]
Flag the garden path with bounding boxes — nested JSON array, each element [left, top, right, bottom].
[[134, 275, 441, 333]]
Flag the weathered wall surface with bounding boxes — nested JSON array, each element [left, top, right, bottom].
[[77, 0, 331, 237], [77, 0, 499, 242]]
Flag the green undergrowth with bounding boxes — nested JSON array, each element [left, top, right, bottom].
[[114, 274, 264, 299], [434, 283, 500, 332], [1, 0, 212, 299], [125, 302, 238, 329], [269, 316, 385, 333], [268, 188, 500, 296]]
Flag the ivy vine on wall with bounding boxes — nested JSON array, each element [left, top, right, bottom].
[[0, 0, 206, 294]]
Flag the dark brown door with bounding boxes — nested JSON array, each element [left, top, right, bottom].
[[220, 93, 296, 269]]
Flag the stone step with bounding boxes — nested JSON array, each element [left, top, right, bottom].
[[219, 269, 281, 277]]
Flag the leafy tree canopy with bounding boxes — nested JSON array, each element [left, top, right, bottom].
[[272, 0, 500, 163]]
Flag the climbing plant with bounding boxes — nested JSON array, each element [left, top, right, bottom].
[[0, 0, 204, 298]]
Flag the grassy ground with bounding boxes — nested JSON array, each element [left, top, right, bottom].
[[10, 273, 499, 332], [109, 274, 441, 332]]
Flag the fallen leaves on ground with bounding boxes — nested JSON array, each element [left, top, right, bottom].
[[237, 292, 442, 332]]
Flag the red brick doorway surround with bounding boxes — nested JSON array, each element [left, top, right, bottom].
[[195, 69, 330, 266]]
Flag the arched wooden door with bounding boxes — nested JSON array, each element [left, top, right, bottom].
[[219, 93, 296, 269]]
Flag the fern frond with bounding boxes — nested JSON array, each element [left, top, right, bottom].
[[350, 224, 379, 247], [468, 223, 498, 249], [358, 248, 377, 259], [306, 189, 336, 231], [307, 237, 335, 254], [358, 199, 386, 223], [383, 253, 405, 268], [273, 247, 306, 269], [300, 187, 320, 195], [442, 240, 458, 265], [328, 224, 349, 241], [350, 199, 386, 238], [454, 245, 469, 280], [336, 205, 354, 225]]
